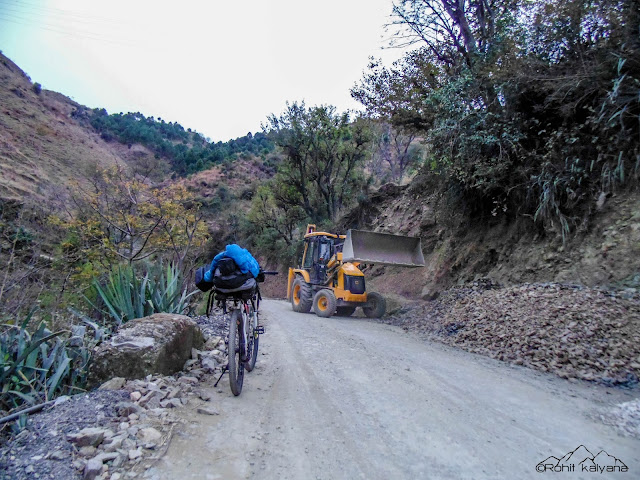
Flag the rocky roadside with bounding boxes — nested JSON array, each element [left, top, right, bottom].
[[382, 280, 640, 437], [384, 281, 640, 385], [0, 313, 229, 480]]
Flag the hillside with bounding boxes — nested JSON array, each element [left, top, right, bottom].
[[1, 49, 638, 301], [0, 52, 280, 320], [344, 179, 640, 300], [0, 51, 274, 203], [0, 54, 129, 201]]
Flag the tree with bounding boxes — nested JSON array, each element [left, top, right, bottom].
[[248, 185, 307, 247], [387, 0, 521, 71], [53, 165, 207, 272], [264, 102, 371, 222], [370, 122, 423, 182], [353, 0, 639, 232]]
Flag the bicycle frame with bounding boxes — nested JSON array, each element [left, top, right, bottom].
[[210, 271, 276, 395], [214, 291, 262, 395], [220, 296, 257, 362]]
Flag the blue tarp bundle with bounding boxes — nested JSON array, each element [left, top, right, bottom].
[[204, 244, 260, 282]]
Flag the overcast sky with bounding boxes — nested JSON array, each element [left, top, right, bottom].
[[0, 0, 408, 142]]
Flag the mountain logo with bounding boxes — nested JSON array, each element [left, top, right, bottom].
[[536, 445, 629, 473]]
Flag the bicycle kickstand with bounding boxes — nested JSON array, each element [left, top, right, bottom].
[[214, 364, 228, 388]]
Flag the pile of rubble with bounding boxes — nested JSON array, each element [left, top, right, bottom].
[[385, 282, 640, 386], [0, 313, 229, 480]]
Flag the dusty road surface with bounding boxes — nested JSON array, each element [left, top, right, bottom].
[[149, 299, 640, 480]]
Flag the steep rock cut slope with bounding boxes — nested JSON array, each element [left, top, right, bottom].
[[342, 179, 640, 299]]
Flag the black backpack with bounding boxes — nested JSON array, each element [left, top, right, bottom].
[[195, 266, 213, 292], [212, 258, 253, 290]]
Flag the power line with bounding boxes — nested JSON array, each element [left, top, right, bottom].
[[0, 9, 129, 37], [1, 4, 129, 31], [0, 13, 137, 47], [2, 0, 134, 26], [0, 2, 134, 37]]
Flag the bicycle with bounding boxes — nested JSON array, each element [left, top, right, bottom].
[[210, 271, 277, 396]]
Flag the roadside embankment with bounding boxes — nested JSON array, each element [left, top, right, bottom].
[[383, 281, 640, 387]]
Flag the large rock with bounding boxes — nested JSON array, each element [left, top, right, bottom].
[[88, 314, 203, 387]]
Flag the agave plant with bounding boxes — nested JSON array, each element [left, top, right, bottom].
[[0, 310, 91, 411], [91, 261, 197, 326], [90, 264, 148, 327], [147, 262, 195, 315]]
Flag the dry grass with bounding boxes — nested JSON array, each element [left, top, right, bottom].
[[0, 53, 124, 202]]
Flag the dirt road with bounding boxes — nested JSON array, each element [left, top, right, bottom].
[[149, 300, 639, 479]]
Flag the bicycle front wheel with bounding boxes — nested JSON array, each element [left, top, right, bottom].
[[228, 309, 244, 396], [245, 307, 259, 372]]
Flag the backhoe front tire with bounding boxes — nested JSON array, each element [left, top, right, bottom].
[[313, 289, 337, 318], [362, 292, 386, 318], [291, 277, 312, 313]]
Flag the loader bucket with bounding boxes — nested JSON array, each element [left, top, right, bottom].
[[342, 229, 425, 267]]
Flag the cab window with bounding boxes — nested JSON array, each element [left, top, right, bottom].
[[303, 240, 316, 269], [318, 241, 331, 263]]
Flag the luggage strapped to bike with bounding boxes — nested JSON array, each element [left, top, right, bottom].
[[205, 284, 261, 317]]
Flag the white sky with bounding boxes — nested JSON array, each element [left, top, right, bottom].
[[0, 0, 408, 142]]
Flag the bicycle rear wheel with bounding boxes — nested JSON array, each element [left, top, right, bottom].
[[228, 309, 244, 396], [245, 306, 259, 372]]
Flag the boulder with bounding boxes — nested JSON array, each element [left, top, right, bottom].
[[137, 427, 162, 444], [67, 427, 107, 448], [201, 356, 218, 372], [83, 458, 103, 480], [88, 314, 203, 387], [98, 377, 126, 390]]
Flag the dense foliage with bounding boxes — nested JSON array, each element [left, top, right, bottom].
[[0, 313, 93, 413], [246, 103, 372, 262], [51, 165, 208, 273], [89, 110, 274, 175], [353, 0, 639, 236]]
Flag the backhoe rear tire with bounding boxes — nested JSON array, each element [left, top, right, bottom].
[[291, 277, 312, 313], [362, 292, 386, 318], [313, 289, 337, 318]]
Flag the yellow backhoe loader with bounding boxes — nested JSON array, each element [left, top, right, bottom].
[[287, 225, 425, 318]]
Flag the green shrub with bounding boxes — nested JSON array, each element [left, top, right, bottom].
[[90, 261, 196, 326], [0, 311, 91, 411]]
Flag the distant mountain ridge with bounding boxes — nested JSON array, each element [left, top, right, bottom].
[[0, 52, 274, 203]]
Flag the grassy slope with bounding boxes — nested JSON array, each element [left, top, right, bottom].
[[0, 54, 131, 201], [0, 52, 283, 314], [0, 51, 275, 251]]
